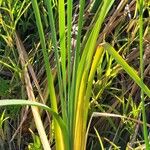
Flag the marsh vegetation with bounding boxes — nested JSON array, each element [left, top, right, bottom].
[[0, 0, 150, 149]]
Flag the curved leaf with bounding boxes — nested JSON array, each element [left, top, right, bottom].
[[0, 99, 68, 145]]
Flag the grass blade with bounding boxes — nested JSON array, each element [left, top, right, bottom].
[[94, 127, 105, 150], [45, 0, 66, 122], [137, 0, 150, 148], [0, 99, 68, 139], [69, 0, 86, 141], [73, 1, 115, 149], [66, 0, 73, 149], [103, 43, 150, 98], [31, 0, 66, 149], [15, 31, 51, 150], [74, 46, 104, 150], [58, 0, 67, 103]]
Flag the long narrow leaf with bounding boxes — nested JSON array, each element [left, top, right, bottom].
[[58, 0, 67, 106], [0, 99, 68, 141], [137, 0, 150, 148], [67, 0, 73, 149], [45, 0, 66, 122], [103, 43, 150, 98], [70, 0, 86, 141], [31, 1, 66, 149]]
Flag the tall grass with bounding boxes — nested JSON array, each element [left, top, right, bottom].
[[137, 0, 150, 148], [0, 0, 115, 149], [0, 0, 149, 149]]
